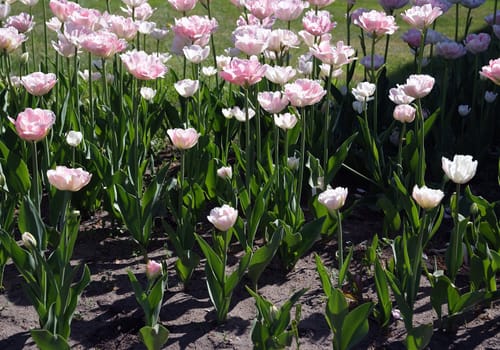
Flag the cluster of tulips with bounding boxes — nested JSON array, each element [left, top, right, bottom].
[[0, 0, 499, 349]]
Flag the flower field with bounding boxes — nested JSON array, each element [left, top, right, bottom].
[[0, 0, 499, 349]]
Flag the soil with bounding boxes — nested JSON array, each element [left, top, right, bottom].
[[1, 171, 499, 349]]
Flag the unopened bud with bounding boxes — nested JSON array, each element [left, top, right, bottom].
[[21, 52, 29, 64], [146, 260, 162, 280], [22, 232, 37, 249]]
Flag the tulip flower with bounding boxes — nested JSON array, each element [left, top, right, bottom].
[[10, 108, 56, 142], [207, 204, 238, 231], [441, 155, 478, 184], [47, 166, 92, 192], [146, 260, 162, 280], [167, 128, 200, 150], [412, 185, 444, 210]]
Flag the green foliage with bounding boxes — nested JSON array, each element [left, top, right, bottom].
[[246, 286, 306, 350], [315, 254, 373, 350]]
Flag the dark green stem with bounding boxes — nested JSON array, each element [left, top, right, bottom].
[[297, 107, 307, 207]]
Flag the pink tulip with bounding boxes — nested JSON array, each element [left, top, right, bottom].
[[435, 41, 466, 59], [219, 56, 267, 87], [393, 104, 416, 123], [464, 33, 491, 54], [167, 128, 200, 150], [207, 204, 238, 231], [401, 4, 443, 29], [217, 166, 233, 180], [0, 3, 10, 20], [412, 0, 452, 13], [284, 79, 326, 107], [245, 0, 275, 20], [102, 14, 138, 41], [353, 10, 399, 37], [120, 50, 168, 80], [146, 260, 162, 279], [310, 40, 356, 67], [318, 187, 348, 212], [52, 33, 81, 57], [172, 15, 218, 47], [10, 108, 56, 142], [258, 91, 289, 114], [401, 74, 435, 99], [80, 31, 128, 58], [6, 13, 35, 33], [47, 166, 92, 191], [174, 79, 200, 97], [273, 0, 307, 21], [49, 0, 81, 22], [68, 7, 101, 30], [168, 0, 198, 12], [302, 10, 336, 36], [480, 58, 500, 85], [0, 27, 27, 53], [233, 25, 271, 56], [121, 0, 149, 8], [222, 107, 256, 122], [124, 3, 155, 21], [21, 72, 58, 96]]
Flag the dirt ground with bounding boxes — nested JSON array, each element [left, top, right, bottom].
[[1, 201, 499, 350]]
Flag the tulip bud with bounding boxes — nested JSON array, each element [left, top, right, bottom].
[[21, 52, 29, 64], [66, 130, 83, 147], [287, 155, 300, 170], [22, 232, 37, 249], [146, 260, 162, 280], [470, 203, 479, 216], [216, 166, 232, 180]]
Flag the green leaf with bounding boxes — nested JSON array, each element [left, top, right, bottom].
[[325, 132, 358, 185], [30, 329, 70, 350], [248, 228, 283, 288], [405, 324, 433, 350], [3, 150, 31, 194], [18, 196, 46, 249], [340, 302, 373, 350], [338, 247, 353, 287], [374, 259, 391, 327], [195, 234, 224, 282], [139, 324, 170, 350]]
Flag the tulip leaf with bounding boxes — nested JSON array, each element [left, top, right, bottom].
[[18, 196, 46, 249], [30, 329, 70, 350], [340, 301, 373, 350], [405, 324, 433, 350], [3, 150, 31, 195], [139, 324, 169, 350], [247, 228, 283, 288]]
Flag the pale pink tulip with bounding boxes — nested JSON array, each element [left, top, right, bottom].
[[120, 50, 168, 80], [174, 79, 200, 97], [284, 79, 326, 107], [393, 104, 416, 123], [258, 91, 289, 114], [401, 4, 443, 29], [296, 53, 313, 75], [464, 33, 490, 54], [274, 112, 298, 130], [479, 58, 500, 85], [80, 31, 127, 58], [140, 87, 156, 101], [20, 0, 40, 6], [267, 29, 300, 53], [310, 40, 356, 67], [308, 0, 335, 8], [49, 0, 81, 22], [217, 166, 232, 180], [52, 33, 80, 57], [0, 27, 27, 53], [273, 0, 307, 21], [245, 0, 275, 20], [172, 15, 218, 46], [401, 74, 435, 98], [68, 7, 101, 30], [10, 108, 56, 142], [207, 204, 238, 231], [124, 3, 155, 21], [183, 44, 210, 64], [6, 12, 35, 33], [136, 21, 156, 35], [233, 25, 271, 56], [121, 0, 148, 8], [435, 41, 466, 59], [102, 14, 138, 41], [222, 107, 256, 122], [388, 85, 415, 104], [412, 0, 452, 13], [412, 185, 444, 210], [66, 130, 83, 147], [21, 72, 57, 96], [168, 0, 198, 12], [352, 81, 376, 102], [0, 3, 10, 20], [302, 10, 336, 36], [318, 187, 348, 212], [236, 13, 276, 29], [47, 166, 92, 191], [219, 56, 267, 87], [353, 10, 398, 37], [167, 128, 200, 150], [264, 65, 297, 85], [150, 27, 169, 41], [146, 260, 162, 279]]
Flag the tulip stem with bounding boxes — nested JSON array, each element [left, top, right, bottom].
[[88, 53, 94, 137], [336, 209, 344, 288], [324, 67, 333, 170], [449, 183, 462, 282], [397, 123, 407, 179], [244, 87, 251, 201], [297, 107, 307, 208], [179, 151, 186, 229], [417, 98, 425, 187], [31, 142, 40, 214], [41, 0, 48, 71]]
